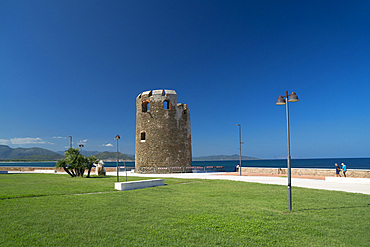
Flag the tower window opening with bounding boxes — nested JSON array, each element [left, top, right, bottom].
[[164, 100, 170, 110], [142, 101, 149, 112], [140, 131, 146, 142]]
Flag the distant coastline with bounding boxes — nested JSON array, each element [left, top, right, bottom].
[[2, 158, 369, 171], [0, 160, 60, 163], [192, 154, 258, 161], [1, 146, 256, 162]]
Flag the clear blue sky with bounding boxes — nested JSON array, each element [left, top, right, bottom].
[[1, 0, 369, 159]]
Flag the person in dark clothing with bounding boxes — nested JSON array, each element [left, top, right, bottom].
[[335, 163, 341, 177]]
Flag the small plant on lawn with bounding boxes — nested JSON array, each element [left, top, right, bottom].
[[56, 148, 98, 177]]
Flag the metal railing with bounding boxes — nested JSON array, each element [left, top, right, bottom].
[[135, 166, 225, 174]]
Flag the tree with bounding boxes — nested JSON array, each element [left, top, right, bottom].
[[64, 148, 79, 177], [55, 148, 93, 177], [56, 159, 75, 177], [74, 155, 88, 177], [86, 155, 98, 178]]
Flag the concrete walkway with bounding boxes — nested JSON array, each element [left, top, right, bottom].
[[8, 169, 368, 195], [109, 171, 370, 195]]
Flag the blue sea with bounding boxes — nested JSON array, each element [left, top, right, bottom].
[[1, 158, 369, 172]]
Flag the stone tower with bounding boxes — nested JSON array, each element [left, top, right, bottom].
[[135, 89, 192, 173]]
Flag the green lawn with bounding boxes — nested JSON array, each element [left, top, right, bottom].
[[0, 174, 369, 246]]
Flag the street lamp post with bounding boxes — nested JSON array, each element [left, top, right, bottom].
[[276, 91, 299, 212], [114, 134, 120, 182], [78, 144, 84, 155], [236, 124, 242, 176], [122, 144, 127, 182], [68, 136, 72, 148]]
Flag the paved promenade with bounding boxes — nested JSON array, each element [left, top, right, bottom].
[[7, 169, 368, 195], [110, 171, 370, 195]]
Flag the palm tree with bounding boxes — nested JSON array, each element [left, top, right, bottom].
[[55, 148, 97, 178], [86, 155, 98, 178], [75, 154, 88, 177], [56, 159, 75, 177], [64, 148, 80, 177]]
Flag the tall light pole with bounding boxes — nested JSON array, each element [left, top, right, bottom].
[[236, 124, 242, 176], [122, 143, 127, 182], [78, 144, 84, 155], [68, 136, 72, 148], [115, 134, 120, 182], [276, 91, 299, 212]]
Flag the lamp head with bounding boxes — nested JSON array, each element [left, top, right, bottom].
[[276, 95, 286, 105], [288, 92, 299, 102]]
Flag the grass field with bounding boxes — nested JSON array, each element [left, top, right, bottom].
[[0, 174, 369, 246]]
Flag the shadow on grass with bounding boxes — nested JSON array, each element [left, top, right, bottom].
[[87, 176, 112, 179], [1, 194, 48, 200], [295, 204, 370, 212]]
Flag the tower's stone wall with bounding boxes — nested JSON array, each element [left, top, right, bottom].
[[135, 89, 192, 173]]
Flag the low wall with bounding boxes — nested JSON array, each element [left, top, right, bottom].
[[0, 167, 63, 172], [115, 179, 165, 191], [0, 167, 121, 172], [240, 167, 370, 178]]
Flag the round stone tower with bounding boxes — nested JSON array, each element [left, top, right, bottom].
[[135, 89, 192, 173]]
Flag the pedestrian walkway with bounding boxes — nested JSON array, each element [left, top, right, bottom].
[[109, 171, 370, 195], [10, 169, 368, 195]]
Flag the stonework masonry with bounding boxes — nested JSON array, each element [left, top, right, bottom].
[[135, 89, 192, 173]]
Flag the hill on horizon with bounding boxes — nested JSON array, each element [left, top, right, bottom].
[[0, 145, 64, 161], [0, 145, 258, 162], [193, 154, 258, 161], [94, 151, 134, 161], [56, 150, 101, 157]]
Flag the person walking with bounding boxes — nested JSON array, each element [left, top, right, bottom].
[[335, 163, 341, 177], [341, 163, 347, 177]]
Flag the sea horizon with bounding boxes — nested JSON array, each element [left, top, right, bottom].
[[1, 157, 369, 172]]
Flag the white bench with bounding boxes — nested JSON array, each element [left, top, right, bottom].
[[115, 179, 165, 191]]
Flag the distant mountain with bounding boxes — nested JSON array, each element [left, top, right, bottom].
[[0, 145, 64, 161], [80, 150, 101, 156], [0, 145, 256, 162], [56, 150, 100, 157], [193, 154, 258, 161], [94, 151, 134, 161], [57, 150, 134, 159]]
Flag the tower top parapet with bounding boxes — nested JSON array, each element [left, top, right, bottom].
[[137, 89, 177, 99]]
